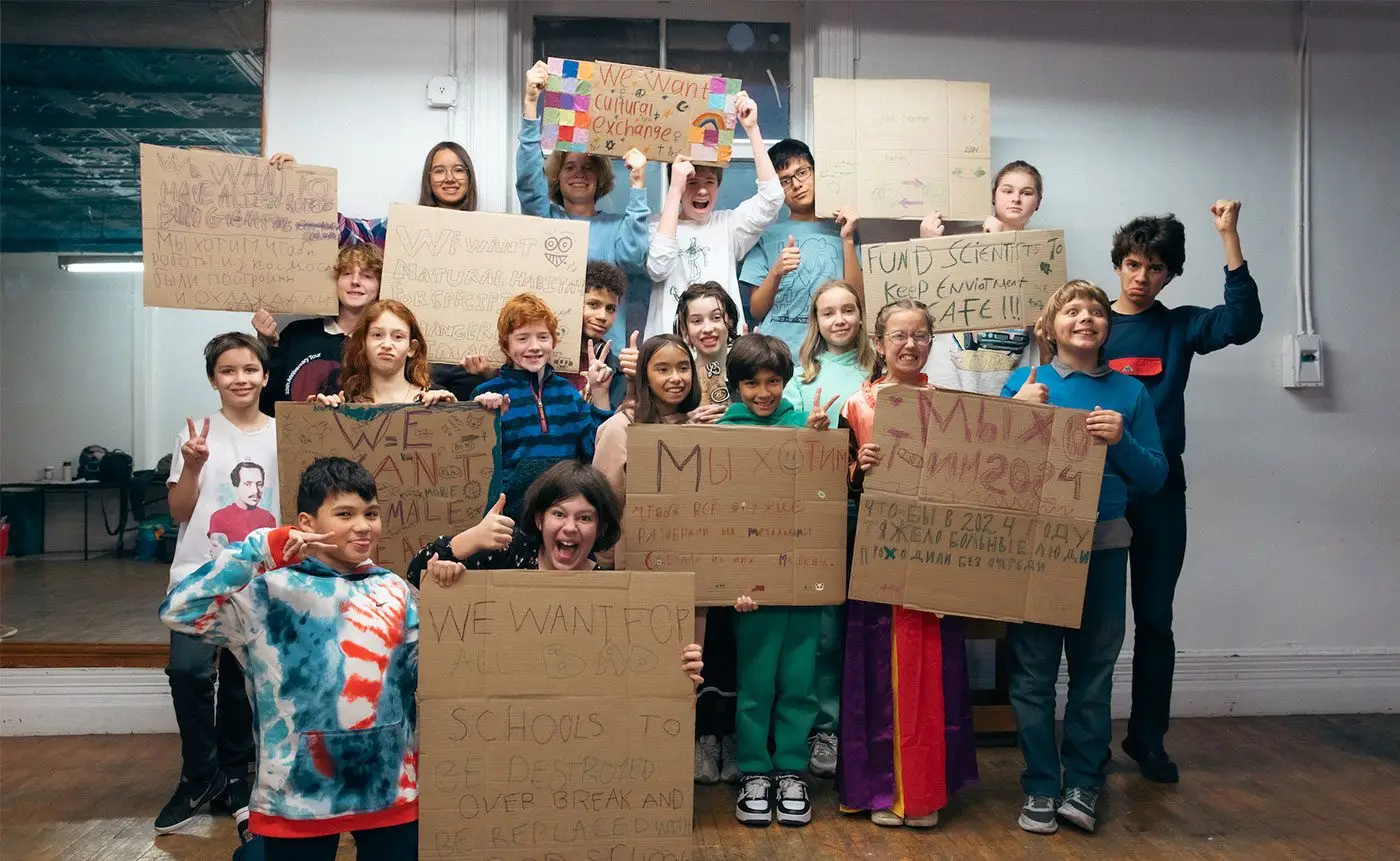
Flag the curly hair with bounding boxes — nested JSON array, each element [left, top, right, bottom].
[[340, 300, 431, 402], [585, 260, 626, 298], [333, 243, 383, 280], [1111, 214, 1186, 278], [497, 292, 559, 356], [544, 151, 615, 206]]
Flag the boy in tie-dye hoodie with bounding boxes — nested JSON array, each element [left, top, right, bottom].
[[161, 457, 419, 860]]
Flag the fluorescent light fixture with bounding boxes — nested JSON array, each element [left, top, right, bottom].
[[58, 255, 144, 274]]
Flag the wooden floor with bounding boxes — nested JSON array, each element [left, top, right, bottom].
[[2, 715, 1398, 860], [0, 555, 169, 645]]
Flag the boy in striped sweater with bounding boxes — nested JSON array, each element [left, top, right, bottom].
[[471, 292, 614, 520], [160, 457, 419, 859]]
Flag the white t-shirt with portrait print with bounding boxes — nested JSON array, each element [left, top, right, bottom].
[[166, 411, 280, 592]]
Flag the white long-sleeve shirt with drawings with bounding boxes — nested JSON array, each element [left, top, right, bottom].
[[644, 177, 784, 338]]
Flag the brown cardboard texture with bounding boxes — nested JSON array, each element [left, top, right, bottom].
[[862, 229, 1067, 336], [418, 570, 695, 860], [624, 425, 848, 606], [139, 144, 338, 313], [849, 385, 1106, 627], [274, 401, 496, 573], [379, 205, 589, 372], [812, 77, 991, 220]]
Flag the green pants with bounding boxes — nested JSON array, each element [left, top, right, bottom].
[[733, 606, 821, 774], [812, 603, 845, 733]]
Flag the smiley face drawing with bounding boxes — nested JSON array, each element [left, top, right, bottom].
[[544, 234, 574, 267]]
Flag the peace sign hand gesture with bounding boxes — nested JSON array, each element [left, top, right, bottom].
[[181, 418, 211, 474], [587, 339, 616, 388], [805, 388, 839, 430]]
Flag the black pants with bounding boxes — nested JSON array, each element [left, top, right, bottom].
[[166, 631, 254, 783], [258, 821, 417, 861], [1124, 488, 1189, 748], [696, 606, 737, 737]]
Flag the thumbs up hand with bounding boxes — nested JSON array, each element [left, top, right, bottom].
[[1014, 365, 1050, 404], [772, 235, 801, 279], [454, 494, 515, 558], [619, 330, 641, 380]]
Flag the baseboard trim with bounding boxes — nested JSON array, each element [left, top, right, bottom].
[[1, 651, 1396, 737]]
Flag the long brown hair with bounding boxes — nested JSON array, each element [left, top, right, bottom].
[[798, 280, 875, 384], [419, 142, 478, 210], [340, 299, 431, 402], [868, 299, 934, 382], [627, 334, 700, 424]]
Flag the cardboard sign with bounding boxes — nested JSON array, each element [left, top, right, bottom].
[[542, 57, 742, 166], [274, 402, 498, 572], [862, 229, 1067, 334], [849, 385, 1106, 627], [812, 78, 991, 220], [418, 570, 695, 860], [139, 144, 339, 313], [379, 205, 588, 373], [624, 425, 848, 606]]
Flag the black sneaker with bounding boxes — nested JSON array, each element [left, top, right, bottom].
[[211, 775, 252, 815], [1017, 794, 1059, 834], [735, 774, 773, 826], [1122, 737, 1180, 784], [1057, 786, 1099, 832], [154, 772, 228, 834], [774, 772, 812, 827]]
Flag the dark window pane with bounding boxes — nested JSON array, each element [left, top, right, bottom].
[[532, 17, 660, 68], [666, 20, 791, 139]]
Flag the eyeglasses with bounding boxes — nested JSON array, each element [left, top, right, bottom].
[[881, 331, 932, 346], [430, 165, 469, 181], [778, 165, 813, 189]]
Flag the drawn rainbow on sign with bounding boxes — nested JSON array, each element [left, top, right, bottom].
[[692, 111, 727, 133]]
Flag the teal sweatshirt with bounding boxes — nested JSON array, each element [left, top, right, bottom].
[[718, 399, 809, 428], [784, 349, 868, 427], [1001, 359, 1168, 523]]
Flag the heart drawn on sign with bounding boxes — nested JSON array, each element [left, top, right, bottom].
[[543, 234, 575, 267], [889, 395, 904, 408]]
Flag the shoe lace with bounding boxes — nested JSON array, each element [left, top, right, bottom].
[[1064, 787, 1098, 806], [739, 777, 771, 801], [1028, 795, 1057, 811], [777, 774, 807, 800], [811, 732, 837, 756], [698, 736, 720, 758]]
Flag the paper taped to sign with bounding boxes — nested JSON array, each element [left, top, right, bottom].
[[379, 205, 589, 372], [542, 57, 742, 166], [418, 570, 695, 860], [812, 78, 991, 220], [275, 401, 498, 573], [139, 144, 339, 313], [624, 425, 848, 606], [862, 229, 1067, 335], [849, 385, 1106, 627]]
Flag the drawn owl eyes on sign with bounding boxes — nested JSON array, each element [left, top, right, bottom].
[[543, 234, 574, 267]]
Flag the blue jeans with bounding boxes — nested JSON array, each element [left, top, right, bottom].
[[166, 631, 254, 784], [1008, 547, 1128, 796]]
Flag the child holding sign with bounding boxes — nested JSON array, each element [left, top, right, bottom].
[[921, 160, 1045, 395], [1001, 280, 1167, 834], [779, 279, 875, 778], [1105, 203, 1262, 785], [156, 332, 275, 835], [471, 294, 613, 521], [719, 334, 834, 827], [840, 300, 978, 829], [740, 139, 863, 358], [645, 93, 783, 337], [161, 457, 420, 858], [313, 300, 456, 406]]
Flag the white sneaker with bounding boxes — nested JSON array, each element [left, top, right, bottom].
[[719, 734, 741, 784], [871, 808, 903, 827], [774, 773, 812, 826], [735, 774, 773, 826], [903, 810, 939, 828], [694, 735, 721, 784], [808, 731, 838, 778]]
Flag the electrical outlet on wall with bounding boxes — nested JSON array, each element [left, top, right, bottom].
[[426, 75, 457, 108]]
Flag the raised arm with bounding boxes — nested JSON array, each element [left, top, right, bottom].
[[515, 61, 557, 218], [159, 526, 297, 647], [1186, 200, 1263, 354]]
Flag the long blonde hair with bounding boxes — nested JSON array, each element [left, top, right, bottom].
[[798, 280, 876, 384], [1037, 279, 1113, 362], [868, 299, 935, 382]]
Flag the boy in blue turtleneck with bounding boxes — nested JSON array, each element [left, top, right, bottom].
[[717, 334, 836, 830], [1001, 281, 1167, 836], [1101, 202, 1262, 784]]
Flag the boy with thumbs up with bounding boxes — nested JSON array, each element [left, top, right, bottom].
[[1102, 202, 1262, 784], [740, 139, 864, 359]]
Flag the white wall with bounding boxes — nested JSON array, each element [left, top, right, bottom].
[[852, 1, 1400, 657]]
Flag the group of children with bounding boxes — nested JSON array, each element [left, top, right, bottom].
[[154, 63, 1262, 859]]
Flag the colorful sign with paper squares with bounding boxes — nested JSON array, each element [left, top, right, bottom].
[[541, 57, 741, 166]]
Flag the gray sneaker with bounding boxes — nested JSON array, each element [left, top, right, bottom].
[[719, 734, 741, 784], [808, 732, 838, 778], [1018, 794, 1059, 834], [1057, 786, 1099, 832], [694, 735, 721, 784]]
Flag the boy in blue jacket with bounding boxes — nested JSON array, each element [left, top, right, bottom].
[[161, 457, 419, 859], [1102, 201, 1262, 784], [1001, 281, 1167, 836]]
